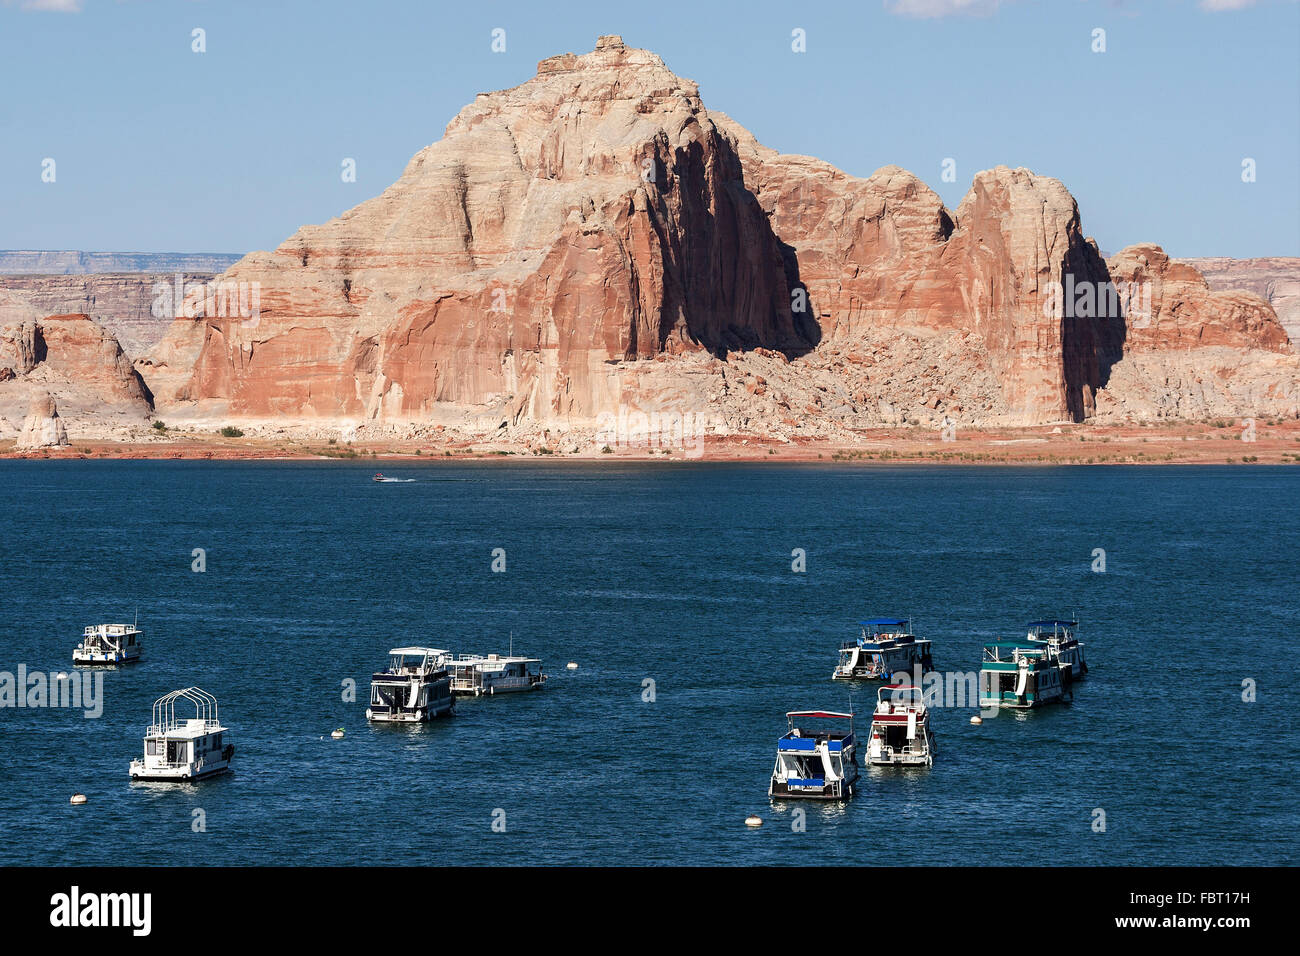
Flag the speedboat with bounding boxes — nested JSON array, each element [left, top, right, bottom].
[[978, 642, 1071, 709], [129, 687, 233, 781], [1025, 617, 1087, 679], [74, 623, 142, 665], [372, 472, 385, 482], [866, 685, 935, 767], [366, 647, 454, 722], [769, 710, 859, 800], [832, 617, 933, 681]]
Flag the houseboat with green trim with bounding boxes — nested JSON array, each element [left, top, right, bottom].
[[978, 642, 1071, 709]]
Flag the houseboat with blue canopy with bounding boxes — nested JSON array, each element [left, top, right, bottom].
[[769, 710, 859, 800], [866, 685, 935, 767], [1026, 618, 1087, 679], [978, 642, 1071, 709], [366, 647, 455, 722], [832, 618, 933, 681]]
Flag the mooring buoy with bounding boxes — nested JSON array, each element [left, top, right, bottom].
[[70, 793, 87, 805], [970, 716, 983, 725], [745, 815, 763, 827]]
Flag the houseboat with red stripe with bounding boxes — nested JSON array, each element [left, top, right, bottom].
[[866, 685, 935, 767]]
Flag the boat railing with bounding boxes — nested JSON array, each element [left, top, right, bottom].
[[146, 718, 221, 737]]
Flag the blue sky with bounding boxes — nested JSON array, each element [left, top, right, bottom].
[[1, 0, 1296, 257]]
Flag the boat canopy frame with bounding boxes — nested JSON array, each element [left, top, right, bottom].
[[147, 687, 222, 736], [877, 685, 926, 707]]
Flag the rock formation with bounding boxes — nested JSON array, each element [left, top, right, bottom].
[[1, 291, 154, 437], [15, 391, 69, 449], [1093, 246, 1297, 420], [138, 37, 1297, 434], [1177, 257, 1300, 350]]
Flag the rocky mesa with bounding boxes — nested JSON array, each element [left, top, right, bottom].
[[133, 36, 1299, 442]]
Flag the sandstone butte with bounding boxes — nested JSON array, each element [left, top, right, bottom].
[[4, 37, 1298, 450]]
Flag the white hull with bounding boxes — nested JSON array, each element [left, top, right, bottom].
[[129, 758, 231, 781], [365, 701, 454, 722], [866, 734, 935, 767], [73, 649, 141, 665], [455, 680, 545, 697]]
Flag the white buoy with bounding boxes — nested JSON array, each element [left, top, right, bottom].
[[745, 815, 763, 827], [970, 716, 983, 725], [566, 662, 578, 670], [70, 793, 87, 805], [331, 728, 345, 739]]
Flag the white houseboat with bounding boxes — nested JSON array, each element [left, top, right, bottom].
[[73, 623, 142, 665], [769, 710, 860, 801], [832, 617, 933, 682], [366, 647, 455, 722], [866, 685, 936, 767], [445, 653, 547, 697], [128, 687, 233, 781], [978, 642, 1071, 709], [1026, 618, 1087, 680]]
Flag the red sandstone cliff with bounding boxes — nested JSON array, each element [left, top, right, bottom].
[[140, 36, 1298, 436]]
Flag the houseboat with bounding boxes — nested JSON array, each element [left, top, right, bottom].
[[73, 623, 142, 665], [445, 653, 547, 697], [769, 710, 859, 801], [366, 647, 455, 722], [866, 685, 936, 767], [978, 642, 1071, 709], [128, 687, 233, 781], [832, 618, 933, 681], [1026, 618, 1087, 679]]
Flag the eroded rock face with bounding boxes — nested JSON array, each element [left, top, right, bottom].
[[16, 391, 69, 449], [1177, 257, 1300, 350], [147, 35, 807, 425], [722, 117, 1123, 424], [141, 37, 1297, 431], [1, 293, 154, 433], [1093, 245, 1298, 420]]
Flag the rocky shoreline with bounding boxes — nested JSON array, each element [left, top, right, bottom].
[[5, 421, 1298, 466]]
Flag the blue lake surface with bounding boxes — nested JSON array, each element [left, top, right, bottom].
[[0, 460, 1295, 865]]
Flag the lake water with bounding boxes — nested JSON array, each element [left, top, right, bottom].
[[0, 461, 1295, 865]]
